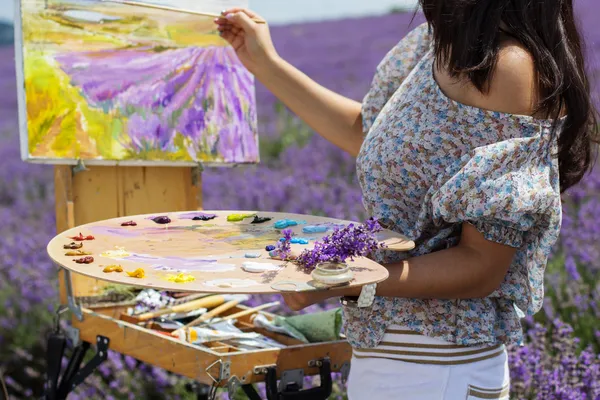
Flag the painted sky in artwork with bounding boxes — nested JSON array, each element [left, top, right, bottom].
[[17, 0, 258, 164]]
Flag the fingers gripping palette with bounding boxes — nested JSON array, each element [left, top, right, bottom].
[[47, 211, 414, 294]]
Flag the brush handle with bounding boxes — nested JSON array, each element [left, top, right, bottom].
[[171, 293, 212, 306], [179, 299, 241, 330], [171, 301, 280, 340], [222, 301, 280, 321], [105, 0, 267, 23], [136, 295, 225, 321]]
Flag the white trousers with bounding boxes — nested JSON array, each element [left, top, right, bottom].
[[347, 337, 510, 400]]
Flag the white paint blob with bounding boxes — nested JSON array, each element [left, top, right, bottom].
[[241, 262, 283, 273], [100, 246, 130, 258]]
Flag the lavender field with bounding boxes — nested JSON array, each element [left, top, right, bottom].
[[1, 3, 600, 399]]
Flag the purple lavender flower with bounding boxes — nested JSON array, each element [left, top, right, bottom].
[[295, 219, 385, 269], [273, 228, 293, 260]]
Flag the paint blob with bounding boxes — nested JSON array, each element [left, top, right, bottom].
[[124, 254, 235, 272], [241, 262, 283, 273], [74, 256, 94, 264], [302, 225, 329, 234], [103, 265, 123, 273], [165, 273, 196, 283], [274, 219, 298, 229], [227, 213, 256, 222], [69, 232, 95, 241], [126, 268, 145, 278], [251, 216, 271, 224], [244, 252, 261, 258], [100, 246, 130, 258], [65, 250, 92, 256], [279, 237, 310, 245], [152, 216, 171, 224], [178, 212, 217, 221]]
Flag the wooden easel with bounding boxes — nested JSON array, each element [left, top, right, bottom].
[[49, 164, 350, 400], [55, 165, 201, 300]]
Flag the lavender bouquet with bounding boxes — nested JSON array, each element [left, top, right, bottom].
[[273, 218, 386, 270]]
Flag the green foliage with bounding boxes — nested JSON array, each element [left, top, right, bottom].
[[259, 102, 314, 162], [538, 253, 600, 353]]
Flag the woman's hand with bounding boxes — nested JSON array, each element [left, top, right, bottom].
[[215, 9, 365, 156], [282, 288, 359, 311], [215, 9, 279, 74]]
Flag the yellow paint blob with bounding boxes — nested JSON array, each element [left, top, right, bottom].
[[103, 265, 123, 273], [100, 246, 130, 258], [226, 213, 256, 222], [166, 273, 196, 283], [65, 250, 92, 256], [126, 268, 145, 278]]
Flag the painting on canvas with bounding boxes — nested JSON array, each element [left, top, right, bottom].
[[14, 0, 259, 165]]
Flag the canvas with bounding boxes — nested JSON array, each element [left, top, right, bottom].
[[14, 0, 259, 166]]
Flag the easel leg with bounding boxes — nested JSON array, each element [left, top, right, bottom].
[[241, 385, 263, 400], [43, 335, 109, 400], [45, 330, 66, 400]]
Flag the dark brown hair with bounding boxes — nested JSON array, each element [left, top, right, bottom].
[[418, 0, 598, 192]]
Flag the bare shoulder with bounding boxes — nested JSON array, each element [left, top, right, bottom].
[[434, 39, 539, 116], [483, 40, 538, 115]]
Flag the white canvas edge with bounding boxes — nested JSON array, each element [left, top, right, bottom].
[[13, 0, 29, 163], [13, 0, 260, 167]]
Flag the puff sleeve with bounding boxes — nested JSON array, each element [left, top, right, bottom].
[[361, 22, 432, 135], [430, 128, 562, 249]]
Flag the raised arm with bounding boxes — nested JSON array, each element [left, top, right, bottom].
[[216, 9, 364, 156]]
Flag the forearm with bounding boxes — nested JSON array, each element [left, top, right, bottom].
[[285, 242, 512, 311], [367, 245, 506, 299], [255, 56, 364, 156]]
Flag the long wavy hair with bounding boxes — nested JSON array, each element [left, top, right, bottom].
[[418, 0, 598, 192]]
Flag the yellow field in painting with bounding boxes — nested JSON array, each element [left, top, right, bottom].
[[22, 0, 229, 161]]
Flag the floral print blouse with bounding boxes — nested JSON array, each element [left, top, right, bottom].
[[344, 23, 563, 348]]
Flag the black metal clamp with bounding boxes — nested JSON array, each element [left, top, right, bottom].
[[43, 307, 109, 400], [235, 358, 333, 400]]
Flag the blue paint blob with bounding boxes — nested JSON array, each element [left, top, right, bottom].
[[302, 225, 329, 234], [274, 219, 299, 229], [279, 237, 309, 245], [265, 245, 276, 251]]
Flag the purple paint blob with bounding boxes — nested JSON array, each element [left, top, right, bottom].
[[124, 253, 235, 272], [152, 216, 171, 224]]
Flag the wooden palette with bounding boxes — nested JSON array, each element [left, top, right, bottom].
[[47, 211, 414, 294]]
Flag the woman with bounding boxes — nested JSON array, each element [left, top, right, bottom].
[[215, 1, 597, 399]]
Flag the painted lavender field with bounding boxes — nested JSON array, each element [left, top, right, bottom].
[[17, 0, 258, 164], [1, 2, 600, 399]]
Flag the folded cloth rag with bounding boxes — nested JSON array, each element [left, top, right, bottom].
[[254, 308, 343, 343]]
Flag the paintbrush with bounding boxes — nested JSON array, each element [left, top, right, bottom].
[[170, 292, 212, 305], [171, 297, 245, 337], [132, 294, 227, 321], [100, 0, 266, 23], [195, 301, 280, 328]]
